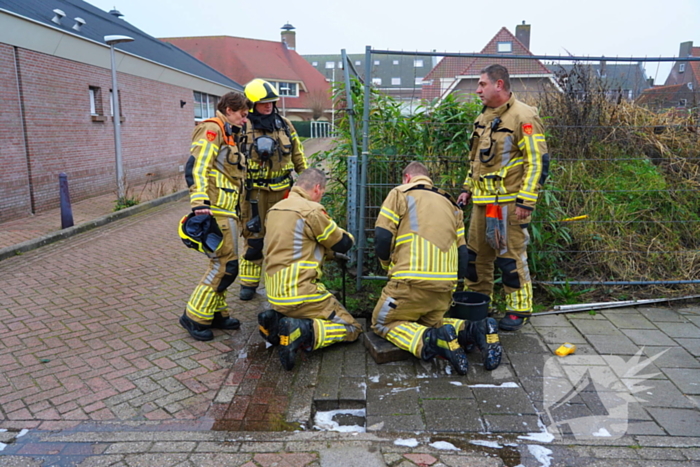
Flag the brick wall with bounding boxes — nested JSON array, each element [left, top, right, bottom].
[[0, 45, 195, 222]]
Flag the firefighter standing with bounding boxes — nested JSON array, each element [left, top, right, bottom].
[[179, 92, 252, 341], [371, 162, 502, 375], [239, 79, 308, 301], [456, 64, 550, 332], [257, 168, 361, 371]]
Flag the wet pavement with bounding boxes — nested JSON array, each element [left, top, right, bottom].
[[1, 192, 700, 466]]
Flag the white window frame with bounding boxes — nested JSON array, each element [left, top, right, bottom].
[[679, 63, 686, 73], [312, 61, 318, 66], [415, 77, 423, 85], [372, 77, 382, 86], [89, 87, 98, 115], [391, 77, 401, 85], [275, 81, 299, 97], [392, 60, 399, 65], [497, 41, 512, 53], [355, 60, 361, 66], [325, 61, 335, 69], [414, 59, 424, 67], [373, 60, 380, 65], [194, 91, 219, 121]]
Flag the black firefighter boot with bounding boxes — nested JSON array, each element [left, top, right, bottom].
[[464, 318, 503, 371], [239, 286, 257, 301], [179, 312, 214, 341], [498, 312, 530, 332], [422, 325, 469, 375], [211, 312, 240, 330], [277, 317, 314, 371], [258, 309, 283, 346]]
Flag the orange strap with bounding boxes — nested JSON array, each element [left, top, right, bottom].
[[203, 117, 236, 146]]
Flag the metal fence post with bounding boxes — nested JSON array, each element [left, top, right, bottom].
[[356, 45, 372, 291], [342, 49, 360, 245]]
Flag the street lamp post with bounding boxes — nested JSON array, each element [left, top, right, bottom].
[[280, 86, 289, 118], [104, 35, 134, 201]]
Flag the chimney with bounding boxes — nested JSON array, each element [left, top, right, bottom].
[[679, 41, 693, 58], [281, 22, 296, 51], [109, 8, 124, 18], [515, 21, 531, 50]]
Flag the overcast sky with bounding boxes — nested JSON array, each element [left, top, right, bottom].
[[88, 0, 698, 82]]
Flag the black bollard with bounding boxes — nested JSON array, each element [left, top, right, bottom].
[[59, 172, 74, 229]]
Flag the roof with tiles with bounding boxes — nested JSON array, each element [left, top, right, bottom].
[[161, 36, 331, 111], [422, 27, 551, 101], [0, 0, 242, 90]]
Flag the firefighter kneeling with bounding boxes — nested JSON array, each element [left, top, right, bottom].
[[257, 168, 361, 370], [371, 162, 502, 374]]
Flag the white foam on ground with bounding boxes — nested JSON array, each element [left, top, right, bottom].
[[527, 444, 553, 467], [369, 375, 380, 383], [429, 441, 460, 450], [593, 428, 612, 437], [449, 381, 464, 386], [518, 418, 555, 443], [468, 382, 519, 388], [470, 440, 503, 449], [394, 438, 419, 447], [0, 443, 6, 452], [313, 409, 366, 433]]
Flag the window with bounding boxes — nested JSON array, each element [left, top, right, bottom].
[[688, 82, 694, 90], [497, 41, 512, 53], [325, 61, 335, 69], [275, 81, 299, 97], [414, 59, 423, 67], [355, 60, 361, 66], [312, 61, 318, 66], [89, 86, 102, 116], [372, 77, 382, 86], [393, 60, 399, 65], [374, 60, 380, 65], [338, 61, 343, 68], [194, 91, 219, 120], [415, 77, 423, 85], [679, 63, 686, 73], [391, 77, 401, 85], [679, 99, 687, 107], [109, 89, 123, 117]]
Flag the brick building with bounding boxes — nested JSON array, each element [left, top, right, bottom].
[[0, 0, 242, 222]]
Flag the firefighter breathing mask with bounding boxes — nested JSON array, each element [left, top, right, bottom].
[[253, 135, 278, 162]]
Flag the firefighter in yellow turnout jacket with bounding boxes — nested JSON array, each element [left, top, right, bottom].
[[239, 79, 308, 301], [371, 162, 502, 374], [258, 168, 361, 371], [179, 92, 252, 342], [457, 65, 550, 332]]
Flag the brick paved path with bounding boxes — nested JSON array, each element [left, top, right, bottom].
[[0, 198, 268, 431]]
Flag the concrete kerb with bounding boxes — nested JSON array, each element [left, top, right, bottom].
[[0, 190, 188, 262]]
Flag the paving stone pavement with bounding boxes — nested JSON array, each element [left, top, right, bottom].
[[1, 194, 699, 466]]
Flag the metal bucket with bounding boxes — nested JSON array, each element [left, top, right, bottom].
[[448, 291, 490, 321]]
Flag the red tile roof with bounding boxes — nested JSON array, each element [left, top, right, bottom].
[[160, 36, 330, 111], [637, 83, 687, 106], [422, 27, 551, 101]]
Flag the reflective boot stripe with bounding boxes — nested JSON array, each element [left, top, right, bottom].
[[386, 322, 426, 358], [186, 284, 218, 321], [441, 317, 466, 333], [506, 281, 533, 312], [240, 258, 261, 287], [313, 319, 348, 350]]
